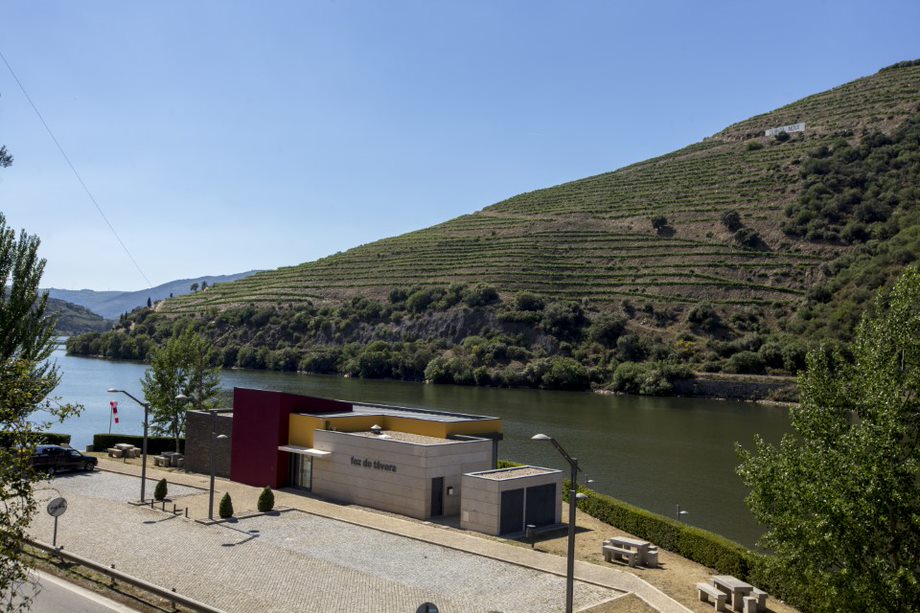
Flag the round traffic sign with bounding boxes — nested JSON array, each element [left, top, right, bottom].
[[47, 497, 67, 517]]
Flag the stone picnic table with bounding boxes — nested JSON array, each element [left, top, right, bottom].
[[712, 575, 753, 611], [603, 536, 657, 567]]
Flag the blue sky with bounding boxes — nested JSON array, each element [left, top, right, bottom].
[[1, 1, 918, 291]]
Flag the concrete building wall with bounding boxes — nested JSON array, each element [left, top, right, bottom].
[[460, 468, 564, 536], [185, 410, 233, 477], [310, 430, 492, 519]]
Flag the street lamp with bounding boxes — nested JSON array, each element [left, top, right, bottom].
[[676, 504, 689, 522], [108, 388, 150, 502], [177, 393, 228, 520], [532, 433, 583, 613]]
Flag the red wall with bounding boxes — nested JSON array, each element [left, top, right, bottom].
[[230, 388, 350, 488]]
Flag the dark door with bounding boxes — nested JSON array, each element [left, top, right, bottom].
[[430, 477, 444, 517], [525, 483, 556, 527], [500, 488, 525, 535]]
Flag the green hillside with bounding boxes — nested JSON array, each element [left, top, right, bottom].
[[69, 61, 920, 394], [164, 62, 919, 312], [46, 297, 113, 335]]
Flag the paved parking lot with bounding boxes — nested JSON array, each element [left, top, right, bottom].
[[31, 471, 621, 612]]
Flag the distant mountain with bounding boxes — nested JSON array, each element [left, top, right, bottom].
[[46, 297, 114, 335], [46, 271, 260, 319]]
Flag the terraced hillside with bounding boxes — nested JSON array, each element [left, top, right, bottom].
[[164, 62, 919, 314]]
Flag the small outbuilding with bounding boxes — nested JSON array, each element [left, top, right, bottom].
[[461, 466, 563, 536]]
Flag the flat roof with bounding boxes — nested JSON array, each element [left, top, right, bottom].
[[342, 430, 469, 445], [297, 402, 498, 423], [467, 466, 561, 480]]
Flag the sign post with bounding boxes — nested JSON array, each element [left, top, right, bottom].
[[47, 497, 67, 548]]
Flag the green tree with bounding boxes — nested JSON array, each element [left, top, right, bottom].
[[737, 267, 920, 612], [0, 212, 80, 610], [141, 326, 220, 451]]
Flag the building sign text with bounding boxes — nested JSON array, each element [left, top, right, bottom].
[[351, 456, 397, 472]]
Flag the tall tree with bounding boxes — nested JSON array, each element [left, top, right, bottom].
[[141, 326, 220, 451], [737, 266, 920, 612], [0, 210, 80, 611]]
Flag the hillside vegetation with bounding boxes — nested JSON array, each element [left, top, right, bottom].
[[68, 62, 920, 394], [46, 297, 113, 335]]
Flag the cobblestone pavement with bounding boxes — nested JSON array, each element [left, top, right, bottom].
[[31, 471, 621, 612], [36, 470, 201, 504]]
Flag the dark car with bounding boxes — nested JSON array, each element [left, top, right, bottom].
[[31, 445, 97, 475]]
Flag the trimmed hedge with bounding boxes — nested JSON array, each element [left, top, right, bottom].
[[92, 434, 184, 454], [0, 432, 71, 448], [565, 483, 758, 579]]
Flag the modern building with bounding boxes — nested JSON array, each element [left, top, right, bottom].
[[186, 388, 561, 532]]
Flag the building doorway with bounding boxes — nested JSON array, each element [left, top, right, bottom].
[[430, 477, 444, 517], [289, 454, 312, 490]]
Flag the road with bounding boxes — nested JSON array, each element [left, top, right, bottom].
[[13, 570, 136, 613]]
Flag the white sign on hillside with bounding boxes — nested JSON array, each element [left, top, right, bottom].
[[765, 122, 805, 137]]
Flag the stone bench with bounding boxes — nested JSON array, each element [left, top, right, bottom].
[[644, 545, 659, 567], [154, 456, 169, 467], [738, 587, 769, 612], [107, 448, 123, 458], [697, 582, 727, 610], [603, 544, 638, 567]]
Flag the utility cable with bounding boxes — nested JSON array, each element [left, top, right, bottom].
[[0, 47, 152, 289]]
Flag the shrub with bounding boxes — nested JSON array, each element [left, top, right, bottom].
[[541, 357, 590, 391], [462, 284, 500, 307], [720, 210, 742, 232], [219, 493, 234, 519], [650, 215, 668, 230], [257, 487, 275, 512], [587, 314, 627, 347], [154, 478, 167, 501], [734, 227, 763, 249], [746, 141, 764, 151], [724, 351, 766, 374], [514, 292, 545, 312]]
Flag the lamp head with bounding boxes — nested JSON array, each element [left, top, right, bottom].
[[531, 433, 552, 441], [575, 492, 589, 500], [107, 388, 121, 393], [216, 434, 229, 440]]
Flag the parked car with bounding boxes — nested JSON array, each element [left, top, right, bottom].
[[31, 445, 97, 475]]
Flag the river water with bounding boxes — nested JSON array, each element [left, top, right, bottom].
[[41, 347, 790, 548]]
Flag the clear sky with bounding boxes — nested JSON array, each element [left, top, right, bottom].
[[1, 1, 918, 291]]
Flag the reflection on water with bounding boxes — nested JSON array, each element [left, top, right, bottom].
[[44, 348, 789, 547]]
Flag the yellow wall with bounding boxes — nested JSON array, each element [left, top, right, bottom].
[[289, 413, 502, 448]]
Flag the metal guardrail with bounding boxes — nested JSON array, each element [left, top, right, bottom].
[[25, 538, 225, 613]]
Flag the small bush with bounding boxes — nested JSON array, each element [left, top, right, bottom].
[[650, 215, 668, 230], [154, 478, 167, 501], [257, 487, 275, 512], [720, 210, 742, 232], [219, 493, 234, 519], [746, 141, 764, 151]]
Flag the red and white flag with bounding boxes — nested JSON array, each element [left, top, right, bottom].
[[110, 400, 119, 424]]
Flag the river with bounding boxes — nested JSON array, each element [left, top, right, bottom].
[[39, 347, 790, 548]]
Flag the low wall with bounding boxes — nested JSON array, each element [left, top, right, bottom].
[[673, 375, 797, 401]]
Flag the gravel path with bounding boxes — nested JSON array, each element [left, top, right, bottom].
[[30, 471, 620, 612]]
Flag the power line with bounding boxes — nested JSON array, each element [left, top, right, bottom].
[[0, 47, 152, 289]]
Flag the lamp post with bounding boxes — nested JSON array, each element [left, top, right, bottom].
[[532, 433, 584, 613], [107, 388, 150, 502], [676, 504, 689, 522], [177, 394, 228, 520]]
